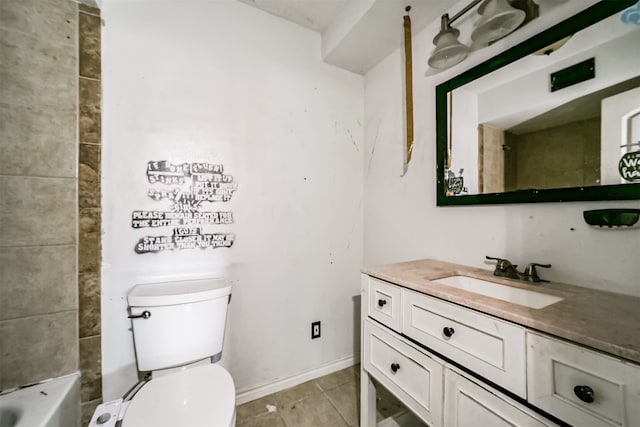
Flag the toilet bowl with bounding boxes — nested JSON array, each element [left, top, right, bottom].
[[89, 278, 235, 426], [122, 363, 235, 426], [89, 363, 235, 427]]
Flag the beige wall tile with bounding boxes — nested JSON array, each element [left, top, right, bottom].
[[0, 29, 76, 110], [81, 398, 102, 427], [78, 204, 101, 276], [79, 78, 101, 144], [0, 245, 77, 321], [79, 4, 100, 17], [0, 0, 76, 46], [79, 144, 101, 209], [0, 176, 76, 247], [0, 310, 78, 390], [79, 271, 100, 337], [80, 335, 101, 402], [79, 12, 101, 79], [79, 207, 101, 235], [0, 102, 76, 177], [78, 232, 100, 274]]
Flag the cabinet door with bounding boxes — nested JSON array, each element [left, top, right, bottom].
[[364, 319, 443, 426], [527, 332, 640, 427], [444, 368, 555, 427]]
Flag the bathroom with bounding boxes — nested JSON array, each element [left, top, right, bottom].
[[0, 0, 638, 426]]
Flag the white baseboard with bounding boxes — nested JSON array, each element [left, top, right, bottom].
[[235, 354, 359, 405]]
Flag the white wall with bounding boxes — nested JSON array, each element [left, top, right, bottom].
[[102, 0, 363, 400], [364, 1, 640, 296]]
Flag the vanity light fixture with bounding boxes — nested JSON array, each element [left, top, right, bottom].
[[471, 0, 526, 44], [428, 14, 470, 70], [428, 0, 537, 70]]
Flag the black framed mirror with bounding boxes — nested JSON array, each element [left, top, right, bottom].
[[436, 1, 640, 206]]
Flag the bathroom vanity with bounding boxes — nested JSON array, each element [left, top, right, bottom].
[[360, 259, 640, 427]]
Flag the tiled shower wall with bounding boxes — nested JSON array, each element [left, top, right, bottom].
[[1, 0, 103, 422], [77, 2, 103, 423], [0, 0, 79, 391]]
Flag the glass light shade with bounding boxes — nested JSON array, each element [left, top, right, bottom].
[[471, 0, 526, 44], [428, 28, 469, 70]]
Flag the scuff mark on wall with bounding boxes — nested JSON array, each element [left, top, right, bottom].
[[367, 120, 381, 177], [347, 129, 359, 152], [346, 198, 362, 250]]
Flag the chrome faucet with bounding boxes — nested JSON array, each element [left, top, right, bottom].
[[486, 256, 551, 283], [486, 256, 524, 280], [523, 262, 551, 283]]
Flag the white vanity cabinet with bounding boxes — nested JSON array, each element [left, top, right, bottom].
[[363, 319, 444, 426], [444, 367, 554, 427], [360, 273, 640, 427], [527, 332, 640, 427], [403, 288, 526, 398]]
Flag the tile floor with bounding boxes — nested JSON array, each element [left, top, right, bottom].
[[236, 364, 409, 427]]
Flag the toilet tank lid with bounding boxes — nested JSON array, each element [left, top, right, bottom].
[[128, 278, 231, 307]]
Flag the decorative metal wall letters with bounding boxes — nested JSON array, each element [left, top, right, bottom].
[[132, 160, 237, 254]]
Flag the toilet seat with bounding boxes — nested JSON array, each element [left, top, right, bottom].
[[121, 364, 236, 427]]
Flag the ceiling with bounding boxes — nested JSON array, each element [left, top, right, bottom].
[[236, 0, 348, 33], [237, 0, 451, 74]]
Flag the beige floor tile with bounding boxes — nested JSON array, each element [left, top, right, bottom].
[[237, 412, 286, 427], [375, 382, 406, 420], [315, 365, 359, 391], [324, 379, 360, 426], [279, 393, 349, 427], [237, 395, 280, 424], [238, 364, 410, 427], [273, 379, 322, 406]]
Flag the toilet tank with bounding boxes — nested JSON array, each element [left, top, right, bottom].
[[127, 278, 231, 372]]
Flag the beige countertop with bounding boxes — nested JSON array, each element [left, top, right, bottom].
[[362, 258, 640, 365]]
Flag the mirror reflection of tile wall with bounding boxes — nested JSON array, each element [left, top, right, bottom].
[[503, 118, 600, 192]]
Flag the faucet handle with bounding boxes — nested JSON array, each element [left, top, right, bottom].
[[485, 256, 517, 271], [524, 263, 551, 282]]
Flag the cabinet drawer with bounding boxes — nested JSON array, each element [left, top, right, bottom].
[[364, 319, 443, 426], [367, 277, 402, 331], [527, 332, 640, 427], [402, 288, 526, 397], [445, 367, 554, 427]]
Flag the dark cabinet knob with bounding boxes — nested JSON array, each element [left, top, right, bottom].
[[443, 327, 455, 338], [390, 363, 400, 373], [574, 385, 594, 403], [377, 299, 387, 308]]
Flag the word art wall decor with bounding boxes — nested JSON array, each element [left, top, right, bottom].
[[132, 161, 237, 254]]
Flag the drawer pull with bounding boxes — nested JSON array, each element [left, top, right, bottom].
[[443, 327, 455, 338], [390, 363, 400, 373], [377, 299, 387, 308], [573, 385, 594, 403]]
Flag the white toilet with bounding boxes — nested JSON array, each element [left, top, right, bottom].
[[89, 278, 236, 427]]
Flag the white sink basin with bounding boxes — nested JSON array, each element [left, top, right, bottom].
[[433, 275, 563, 309]]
